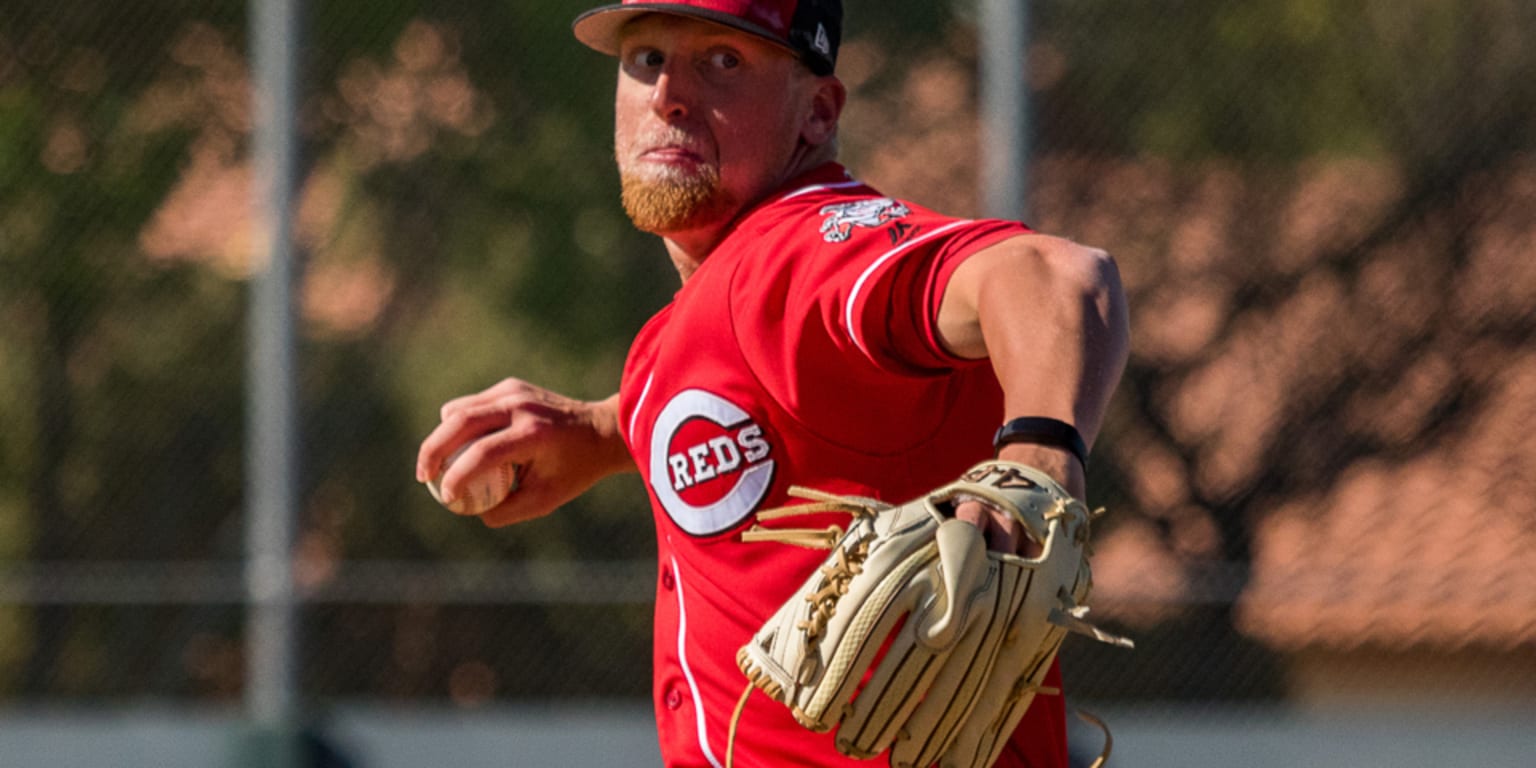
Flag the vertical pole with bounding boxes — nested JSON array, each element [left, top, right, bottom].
[[246, 0, 302, 764], [979, 0, 1030, 222]]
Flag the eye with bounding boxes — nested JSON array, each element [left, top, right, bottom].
[[707, 50, 741, 71], [627, 48, 664, 69]]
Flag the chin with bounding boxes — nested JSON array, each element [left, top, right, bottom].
[[620, 163, 735, 235]]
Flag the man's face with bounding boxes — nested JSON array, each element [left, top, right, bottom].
[[614, 15, 814, 236]]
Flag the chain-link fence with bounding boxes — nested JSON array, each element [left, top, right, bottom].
[[2, 0, 1533, 764]]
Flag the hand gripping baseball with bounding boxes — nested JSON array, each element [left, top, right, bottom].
[[416, 379, 632, 527], [733, 460, 1132, 768]]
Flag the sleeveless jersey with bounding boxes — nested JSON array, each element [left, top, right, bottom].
[[618, 163, 1068, 767]]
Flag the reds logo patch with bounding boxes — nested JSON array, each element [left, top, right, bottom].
[[649, 389, 775, 536], [819, 198, 912, 243]]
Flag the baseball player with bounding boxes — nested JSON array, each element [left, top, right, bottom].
[[416, 2, 1129, 766]]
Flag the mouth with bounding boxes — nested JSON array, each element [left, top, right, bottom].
[[639, 144, 707, 166]]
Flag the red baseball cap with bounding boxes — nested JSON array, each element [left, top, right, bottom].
[[573, 0, 842, 76]]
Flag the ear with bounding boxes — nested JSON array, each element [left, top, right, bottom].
[[800, 75, 846, 146]]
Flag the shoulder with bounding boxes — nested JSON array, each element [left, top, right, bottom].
[[747, 185, 998, 269], [956, 233, 1121, 296]]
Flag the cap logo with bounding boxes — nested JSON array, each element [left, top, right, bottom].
[[812, 23, 831, 55]]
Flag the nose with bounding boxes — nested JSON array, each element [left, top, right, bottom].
[[650, 65, 691, 122]]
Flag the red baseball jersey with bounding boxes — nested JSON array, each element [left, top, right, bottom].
[[618, 163, 1068, 767]]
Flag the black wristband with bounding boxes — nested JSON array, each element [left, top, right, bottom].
[[992, 417, 1088, 469]]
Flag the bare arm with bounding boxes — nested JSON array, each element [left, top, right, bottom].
[[936, 233, 1130, 550], [416, 379, 636, 528]]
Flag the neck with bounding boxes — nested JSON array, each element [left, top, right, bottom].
[[663, 234, 712, 282], [662, 143, 837, 284]]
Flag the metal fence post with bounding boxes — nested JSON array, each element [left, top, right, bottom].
[[244, 0, 303, 764], [979, 0, 1030, 222]]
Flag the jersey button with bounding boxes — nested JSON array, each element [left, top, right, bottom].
[[664, 686, 684, 710], [661, 567, 675, 591]]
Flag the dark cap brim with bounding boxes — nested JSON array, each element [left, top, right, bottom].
[[572, 3, 799, 59]]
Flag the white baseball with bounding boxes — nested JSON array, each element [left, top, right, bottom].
[[425, 442, 521, 516]]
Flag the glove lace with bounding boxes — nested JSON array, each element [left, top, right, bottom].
[[1049, 586, 1135, 648], [741, 486, 883, 549], [740, 487, 883, 642], [797, 540, 868, 641]]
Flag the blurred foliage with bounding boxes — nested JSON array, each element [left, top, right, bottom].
[[1032, 0, 1536, 161], [0, 0, 1532, 705]]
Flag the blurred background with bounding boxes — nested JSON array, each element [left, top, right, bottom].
[[1, 1, 1533, 766]]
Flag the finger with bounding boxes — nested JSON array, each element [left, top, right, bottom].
[[417, 421, 474, 483], [438, 378, 526, 420], [989, 510, 1020, 555], [476, 469, 549, 528], [954, 499, 988, 529], [416, 407, 512, 482], [434, 432, 527, 503], [955, 500, 1010, 553], [955, 499, 1034, 556]]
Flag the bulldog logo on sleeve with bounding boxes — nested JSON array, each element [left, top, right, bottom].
[[818, 198, 911, 243]]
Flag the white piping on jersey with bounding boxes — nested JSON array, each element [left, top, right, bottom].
[[778, 178, 865, 202], [844, 219, 973, 361], [671, 555, 726, 768], [628, 372, 654, 446]]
